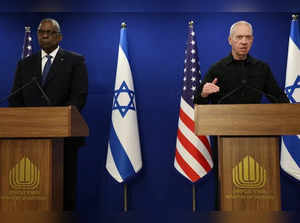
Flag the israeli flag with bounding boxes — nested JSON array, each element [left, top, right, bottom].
[[281, 16, 300, 181], [106, 23, 142, 183]]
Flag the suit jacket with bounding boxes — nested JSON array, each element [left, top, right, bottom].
[[9, 48, 88, 111]]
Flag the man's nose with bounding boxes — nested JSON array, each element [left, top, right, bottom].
[[41, 33, 49, 38], [241, 37, 248, 44]]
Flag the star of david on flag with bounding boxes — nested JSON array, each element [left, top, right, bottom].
[[106, 23, 142, 183], [281, 15, 300, 181], [285, 75, 300, 103], [112, 81, 136, 118]]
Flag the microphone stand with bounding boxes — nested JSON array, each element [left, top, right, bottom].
[[32, 77, 51, 106], [0, 78, 36, 105]]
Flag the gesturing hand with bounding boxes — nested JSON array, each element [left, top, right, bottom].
[[201, 78, 220, 98]]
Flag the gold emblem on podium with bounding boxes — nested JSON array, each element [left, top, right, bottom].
[[233, 155, 266, 189], [9, 156, 40, 190]]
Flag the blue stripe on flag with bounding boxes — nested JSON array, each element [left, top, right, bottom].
[[109, 123, 135, 181], [283, 136, 300, 167], [291, 19, 300, 49], [120, 28, 128, 57]]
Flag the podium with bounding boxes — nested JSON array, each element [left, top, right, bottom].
[[0, 106, 89, 211], [195, 104, 300, 211]]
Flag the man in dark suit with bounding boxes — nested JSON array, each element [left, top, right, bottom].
[[9, 18, 88, 211]]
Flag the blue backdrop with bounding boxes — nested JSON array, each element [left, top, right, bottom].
[[0, 1, 299, 222]]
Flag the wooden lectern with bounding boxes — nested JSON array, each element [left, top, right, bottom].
[[195, 104, 300, 211], [0, 106, 89, 211]]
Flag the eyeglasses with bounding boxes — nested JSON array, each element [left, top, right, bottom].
[[37, 29, 60, 36]]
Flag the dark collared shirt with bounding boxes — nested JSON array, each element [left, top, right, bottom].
[[193, 54, 289, 104]]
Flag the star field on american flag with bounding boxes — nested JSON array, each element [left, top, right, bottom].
[[182, 25, 201, 106], [22, 26, 33, 59], [174, 21, 213, 183]]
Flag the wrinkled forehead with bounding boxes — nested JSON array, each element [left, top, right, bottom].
[[231, 23, 253, 36]]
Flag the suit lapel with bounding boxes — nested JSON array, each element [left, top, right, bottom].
[[32, 51, 42, 82], [43, 48, 65, 86]]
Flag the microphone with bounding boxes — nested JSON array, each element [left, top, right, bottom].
[[0, 77, 36, 105], [244, 84, 282, 103], [32, 77, 51, 106], [217, 79, 246, 104]]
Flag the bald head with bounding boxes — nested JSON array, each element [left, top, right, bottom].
[[38, 18, 61, 33]]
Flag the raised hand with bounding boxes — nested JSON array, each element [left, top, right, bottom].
[[201, 78, 220, 98]]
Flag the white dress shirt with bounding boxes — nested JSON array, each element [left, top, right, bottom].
[[41, 46, 60, 75]]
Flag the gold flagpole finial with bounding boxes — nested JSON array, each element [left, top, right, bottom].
[[189, 21, 194, 27], [25, 26, 31, 32], [292, 14, 299, 21], [121, 22, 127, 28]]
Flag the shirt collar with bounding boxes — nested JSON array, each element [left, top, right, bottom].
[[224, 53, 257, 65], [41, 46, 60, 59]]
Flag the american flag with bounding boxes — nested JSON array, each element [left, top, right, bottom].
[[174, 21, 213, 183], [22, 26, 32, 59]]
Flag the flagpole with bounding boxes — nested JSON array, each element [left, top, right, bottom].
[[192, 184, 196, 212], [190, 20, 197, 213], [121, 21, 128, 213], [124, 183, 128, 212]]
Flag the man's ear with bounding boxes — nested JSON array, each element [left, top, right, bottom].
[[228, 36, 232, 46], [58, 34, 63, 42]]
